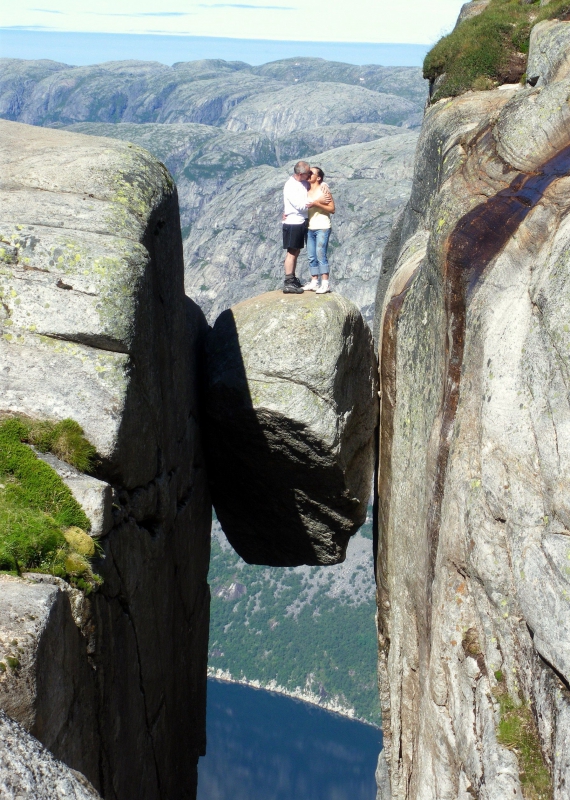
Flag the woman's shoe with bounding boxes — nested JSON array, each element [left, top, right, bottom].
[[303, 278, 319, 291], [316, 280, 330, 294]]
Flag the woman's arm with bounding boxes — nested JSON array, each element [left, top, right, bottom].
[[308, 195, 335, 214]]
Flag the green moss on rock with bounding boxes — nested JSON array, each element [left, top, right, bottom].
[[494, 675, 553, 800], [0, 418, 101, 591], [424, 0, 570, 102]]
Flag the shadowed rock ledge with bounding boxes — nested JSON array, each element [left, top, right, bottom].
[[205, 291, 378, 567]]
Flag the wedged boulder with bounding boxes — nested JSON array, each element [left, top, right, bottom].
[[0, 710, 101, 800], [205, 290, 377, 567]]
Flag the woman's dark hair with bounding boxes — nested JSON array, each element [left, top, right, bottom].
[[312, 167, 325, 181]]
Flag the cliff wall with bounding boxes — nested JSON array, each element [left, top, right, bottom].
[[0, 120, 211, 799], [375, 20, 570, 800], [0, 117, 379, 797]]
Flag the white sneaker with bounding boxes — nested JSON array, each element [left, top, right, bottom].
[[303, 279, 319, 291], [316, 280, 330, 294]]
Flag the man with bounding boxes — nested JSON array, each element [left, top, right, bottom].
[[282, 160, 311, 294]]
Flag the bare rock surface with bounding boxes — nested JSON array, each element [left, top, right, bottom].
[[250, 58, 426, 105], [223, 82, 419, 136], [0, 575, 99, 787], [375, 21, 570, 800], [0, 57, 426, 129], [35, 450, 113, 537], [454, 0, 490, 27], [273, 122, 412, 164], [0, 710, 101, 799], [0, 120, 211, 800], [205, 291, 377, 567], [527, 19, 570, 86]]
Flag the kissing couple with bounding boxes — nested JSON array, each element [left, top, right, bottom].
[[281, 160, 335, 294]]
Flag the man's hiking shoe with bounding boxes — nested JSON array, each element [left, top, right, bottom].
[[283, 276, 304, 294]]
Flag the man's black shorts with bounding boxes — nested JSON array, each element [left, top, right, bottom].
[[282, 222, 307, 250]]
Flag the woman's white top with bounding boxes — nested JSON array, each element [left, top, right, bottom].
[[307, 183, 332, 230]]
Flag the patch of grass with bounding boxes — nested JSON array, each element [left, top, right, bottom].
[[494, 676, 553, 800], [18, 417, 97, 472], [424, 0, 570, 102], [0, 418, 101, 592], [0, 419, 90, 529]]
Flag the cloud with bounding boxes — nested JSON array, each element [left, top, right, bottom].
[[28, 8, 64, 13], [2, 24, 55, 29], [89, 11, 193, 16], [198, 3, 294, 7]]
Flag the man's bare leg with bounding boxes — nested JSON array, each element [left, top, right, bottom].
[[284, 248, 300, 276]]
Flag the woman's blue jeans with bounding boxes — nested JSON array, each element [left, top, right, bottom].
[[307, 228, 331, 276]]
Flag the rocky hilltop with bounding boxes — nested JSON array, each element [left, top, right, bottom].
[[374, 15, 570, 800], [0, 56, 425, 326]]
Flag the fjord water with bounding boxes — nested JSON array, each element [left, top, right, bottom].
[[198, 679, 382, 800]]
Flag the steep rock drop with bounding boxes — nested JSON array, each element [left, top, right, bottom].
[[0, 120, 211, 799], [375, 19, 570, 800]]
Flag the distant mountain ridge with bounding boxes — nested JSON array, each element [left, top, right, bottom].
[[0, 57, 426, 323], [0, 57, 424, 129]]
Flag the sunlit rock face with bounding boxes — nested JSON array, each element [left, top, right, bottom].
[[375, 21, 570, 800], [0, 121, 210, 800], [205, 291, 377, 567], [0, 710, 101, 800], [0, 576, 100, 786]]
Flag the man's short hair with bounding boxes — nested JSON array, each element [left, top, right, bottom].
[[294, 161, 310, 175]]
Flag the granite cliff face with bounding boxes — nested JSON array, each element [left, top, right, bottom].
[[0, 120, 211, 799], [375, 18, 570, 800]]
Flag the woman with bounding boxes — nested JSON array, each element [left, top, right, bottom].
[[303, 167, 335, 294]]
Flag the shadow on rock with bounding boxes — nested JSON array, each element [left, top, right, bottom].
[[204, 291, 378, 567]]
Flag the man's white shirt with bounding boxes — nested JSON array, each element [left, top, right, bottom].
[[283, 176, 309, 225]]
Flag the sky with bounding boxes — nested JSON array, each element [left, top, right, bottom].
[[2, 0, 467, 46]]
